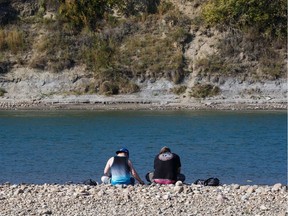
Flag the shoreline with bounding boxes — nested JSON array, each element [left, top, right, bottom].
[[0, 182, 287, 215], [0, 98, 286, 111]]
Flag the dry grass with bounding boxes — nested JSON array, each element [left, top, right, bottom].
[[0, 29, 24, 53], [118, 31, 185, 82], [0, 30, 5, 50], [190, 84, 220, 98], [172, 85, 187, 95], [194, 54, 230, 76], [29, 28, 76, 72], [1, 0, 283, 98]]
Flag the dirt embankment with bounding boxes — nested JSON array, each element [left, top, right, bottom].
[[0, 1, 286, 110], [0, 66, 286, 110]]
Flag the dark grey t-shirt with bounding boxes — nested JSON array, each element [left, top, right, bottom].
[[153, 152, 181, 181]]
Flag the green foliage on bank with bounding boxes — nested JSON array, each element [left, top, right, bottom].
[[202, 0, 287, 38], [57, 0, 161, 30], [190, 84, 220, 98], [58, 0, 122, 30], [0, 88, 7, 96], [0, 0, 286, 96]]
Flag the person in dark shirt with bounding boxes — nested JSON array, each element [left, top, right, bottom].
[[101, 147, 144, 185], [146, 146, 185, 184]]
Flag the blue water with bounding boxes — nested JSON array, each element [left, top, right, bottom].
[[0, 110, 286, 185]]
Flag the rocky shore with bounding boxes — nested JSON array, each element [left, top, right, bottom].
[[0, 98, 286, 111], [0, 182, 287, 216]]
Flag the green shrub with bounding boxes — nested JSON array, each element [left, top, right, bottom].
[[99, 81, 119, 95], [39, 0, 60, 13], [30, 28, 76, 72], [190, 84, 220, 98], [170, 27, 188, 42], [259, 58, 285, 80], [58, 0, 123, 30], [81, 36, 117, 78], [157, 0, 174, 15], [172, 85, 187, 95], [202, 0, 287, 39], [118, 80, 140, 94], [0, 88, 7, 96], [194, 54, 230, 76], [117, 26, 188, 82]]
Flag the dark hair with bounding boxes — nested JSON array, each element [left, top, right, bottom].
[[160, 146, 171, 154]]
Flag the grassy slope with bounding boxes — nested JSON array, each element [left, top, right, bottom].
[[0, 0, 286, 98]]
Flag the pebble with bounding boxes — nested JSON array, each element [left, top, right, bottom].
[[272, 183, 282, 191], [0, 183, 286, 215]]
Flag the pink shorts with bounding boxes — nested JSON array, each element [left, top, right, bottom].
[[153, 179, 176, 184]]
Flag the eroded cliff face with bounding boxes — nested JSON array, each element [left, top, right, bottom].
[[0, 65, 286, 110], [0, 0, 286, 106]]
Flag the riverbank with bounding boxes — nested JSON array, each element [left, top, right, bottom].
[[0, 182, 287, 216], [0, 96, 286, 111], [0, 68, 286, 111]]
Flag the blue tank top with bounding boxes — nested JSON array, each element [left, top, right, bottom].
[[110, 156, 131, 185]]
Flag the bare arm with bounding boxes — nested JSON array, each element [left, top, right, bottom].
[[128, 160, 144, 184], [103, 157, 114, 176], [177, 155, 181, 173]]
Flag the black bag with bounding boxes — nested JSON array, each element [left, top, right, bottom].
[[194, 179, 205, 185], [204, 177, 220, 186], [194, 177, 220, 186], [82, 179, 97, 186]]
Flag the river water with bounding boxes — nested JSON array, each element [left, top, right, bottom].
[[0, 110, 286, 185]]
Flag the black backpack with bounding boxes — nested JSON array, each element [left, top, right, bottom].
[[194, 179, 205, 185], [194, 177, 220, 186], [204, 177, 220, 186], [82, 179, 97, 186]]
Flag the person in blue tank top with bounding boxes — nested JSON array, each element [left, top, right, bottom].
[[101, 148, 144, 185]]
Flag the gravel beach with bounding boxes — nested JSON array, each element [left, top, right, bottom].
[[0, 182, 287, 216], [0, 96, 286, 111]]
